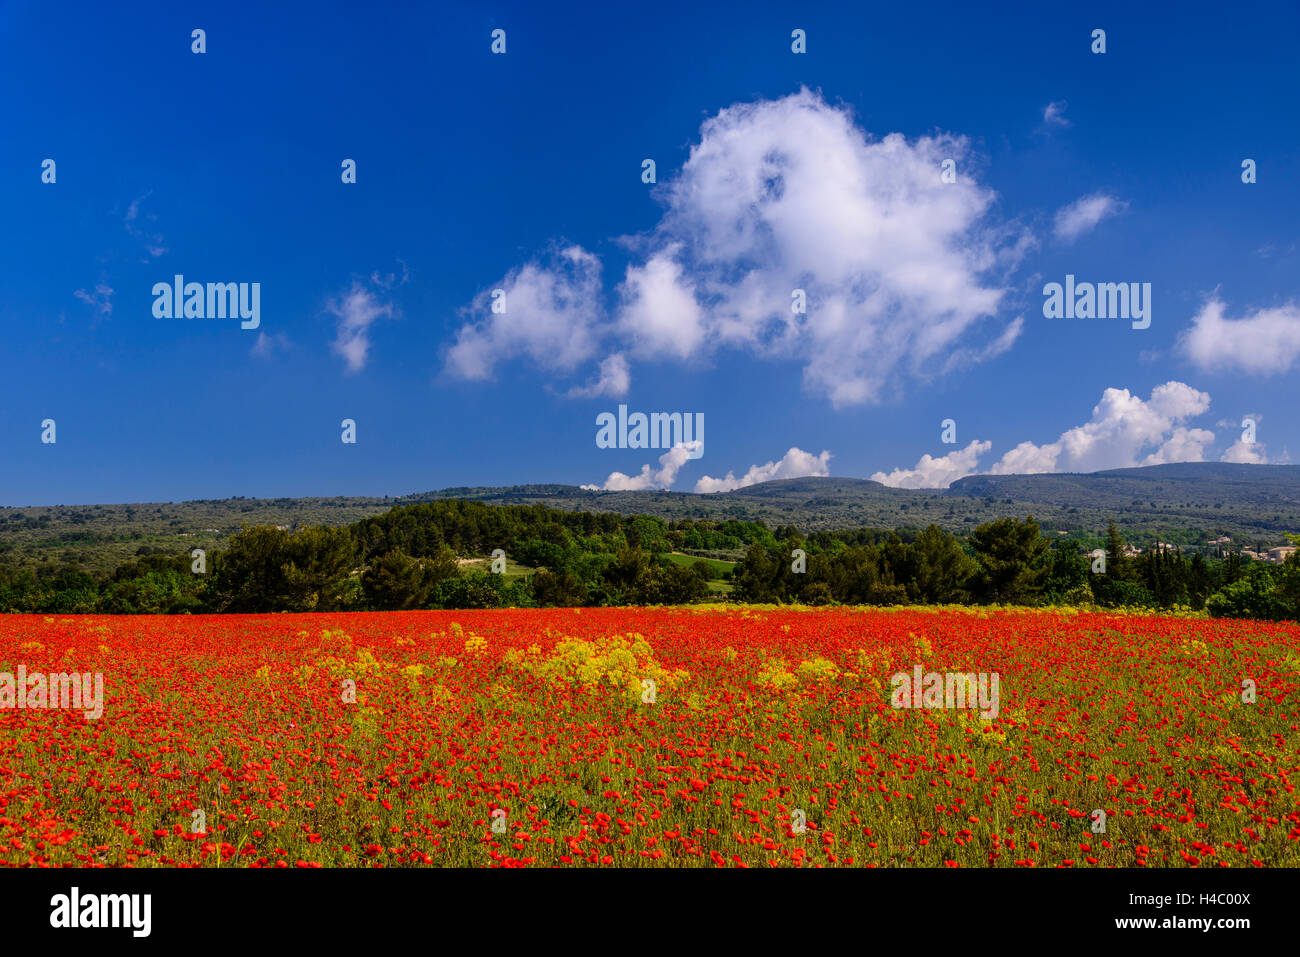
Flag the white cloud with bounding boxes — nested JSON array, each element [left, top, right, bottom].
[[327, 282, 396, 374], [871, 440, 991, 489], [634, 90, 1026, 406], [445, 245, 604, 381], [1053, 192, 1126, 242], [616, 247, 706, 360], [1042, 101, 1071, 127], [1220, 438, 1268, 464], [695, 447, 831, 493], [565, 353, 630, 399], [994, 440, 1061, 475], [1178, 298, 1300, 375], [990, 381, 1214, 474], [583, 443, 832, 493], [74, 283, 114, 316], [1144, 426, 1217, 465], [445, 89, 1027, 406], [582, 442, 701, 491]]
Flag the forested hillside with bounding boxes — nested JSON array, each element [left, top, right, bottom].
[[2, 463, 1297, 574]]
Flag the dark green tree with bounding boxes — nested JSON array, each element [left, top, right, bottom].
[[908, 524, 977, 603], [970, 516, 1050, 604], [363, 547, 457, 610], [1105, 521, 1129, 580]]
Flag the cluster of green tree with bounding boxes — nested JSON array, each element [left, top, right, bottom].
[[731, 518, 1300, 620], [1078, 525, 1298, 619], [0, 553, 197, 614], [0, 501, 733, 613], [1, 499, 1297, 620], [734, 519, 1042, 605], [349, 500, 775, 561]]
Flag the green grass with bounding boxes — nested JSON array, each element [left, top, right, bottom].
[[662, 552, 735, 595], [664, 552, 735, 576], [459, 557, 536, 580]]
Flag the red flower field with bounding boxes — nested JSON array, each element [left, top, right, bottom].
[[0, 606, 1296, 868]]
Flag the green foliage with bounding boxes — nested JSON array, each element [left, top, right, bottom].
[[970, 516, 1050, 604], [531, 568, 590, 607], [1105, 522, 1130, 580], [1206, 568, 1286, 621], [211, 525, 358, 612], [907, 524, 977, 603], [1042, 539, 1091, 602], [2, 488, 1297, 618], [362, 547, 457, 610], [1090, 575, 1157, 609]]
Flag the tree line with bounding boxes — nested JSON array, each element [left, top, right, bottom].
[[0, 499, 1296, 621], [733, 517, 1300, 619]]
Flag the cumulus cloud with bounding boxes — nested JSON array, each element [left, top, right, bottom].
[[445, 88, 1027, 406], [582, 442, 701, 491], [1144, 426, 1217, 465], [327, 282, 396, 373], [871, 440, 991, 489], [445, 245, 604, 381], [616, 247, 706, 360], [1053, 192, 1127, 242], [695, 447, 831, 493], [1220, 438, 1268, 464], [1178, 298, 1300, 375], [564, 353, 630, 399], [990, 381, 1214, 474], [1042, 101, 1070, 127]]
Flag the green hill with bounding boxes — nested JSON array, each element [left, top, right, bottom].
[[2, 463, 1297, 573]]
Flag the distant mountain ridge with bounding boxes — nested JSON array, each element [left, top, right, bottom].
[[949, 462, 1300, 502], [413, 462, 1300, 541]]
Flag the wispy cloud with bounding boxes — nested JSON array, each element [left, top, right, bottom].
[[124, 190, 167, 259], [251, 332, 291, 360], [1053, 192, 1127, 242], [1041, 100, 1070, 128], [564, 353, 630, 399], [73, 282, 114, 317], [327, 281, 397, 374]]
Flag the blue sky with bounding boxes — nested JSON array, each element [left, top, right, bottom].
[[2, 0, 1298, 505]]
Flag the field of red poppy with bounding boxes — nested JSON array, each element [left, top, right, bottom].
[[0, 606, 1296, 868]]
